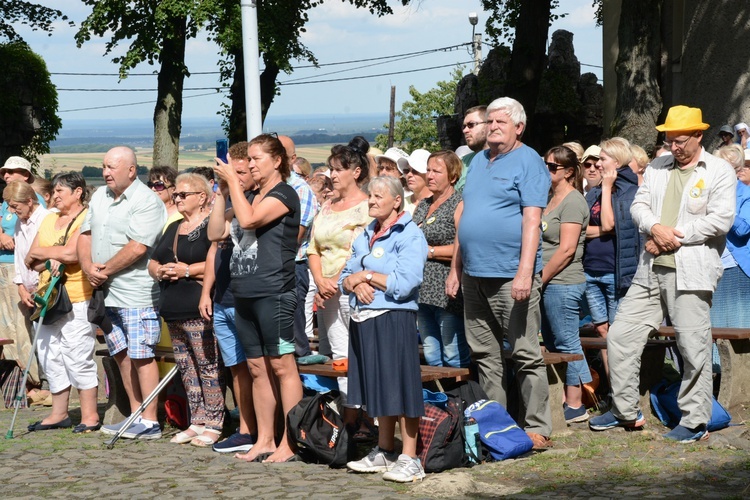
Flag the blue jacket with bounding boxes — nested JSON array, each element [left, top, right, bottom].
[[339, 211, 428, 311], [586, 166, 641, 291], [728, 181, 750, 277]]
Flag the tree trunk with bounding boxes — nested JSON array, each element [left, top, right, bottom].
[[152, 15, 187, 169], [228, 48, 247, 144], [259, 58, 280, 124], [611, 0, 662, 149], [505, 0, 552, 148]]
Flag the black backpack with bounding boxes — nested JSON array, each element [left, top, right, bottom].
[[287, 392, 350, 467]]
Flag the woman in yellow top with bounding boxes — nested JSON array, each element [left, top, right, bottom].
[[24, 172, 99, 433], [307, 137, 371, 426]]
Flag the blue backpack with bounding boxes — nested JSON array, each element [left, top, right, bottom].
[[650, 379, 731, 432], [466, 400, 533, 460]]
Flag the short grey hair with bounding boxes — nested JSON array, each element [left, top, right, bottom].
[[714, 144, 745, 171], [486, 97, 527, 127], [366, 175, 404, 211]]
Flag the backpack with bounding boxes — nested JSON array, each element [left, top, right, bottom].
[[416, 396, 466, 472], [650, 379, 731, 432], [466, 400, 534, 461], [164, 374, 190, 429], [287, 392, 350, 467]]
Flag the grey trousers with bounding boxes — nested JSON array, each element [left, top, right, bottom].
[[462, 273, 552, 436], [608, 266, 713, 428]]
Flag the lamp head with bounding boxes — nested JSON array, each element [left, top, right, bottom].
[[468, 12, 478, 26]]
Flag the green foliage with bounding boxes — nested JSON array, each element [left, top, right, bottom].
[[81, 166, 103, 178], [0, 1, 72, 42], [375, 68, 463, 152], [480, 0, 565, 44], [75, 0, 221, 78], [0, 41, 61, 167]]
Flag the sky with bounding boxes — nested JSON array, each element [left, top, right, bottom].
[[14, 0, 602, 127]]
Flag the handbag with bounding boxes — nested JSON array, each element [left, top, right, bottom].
[[29, 210, 83, 325]]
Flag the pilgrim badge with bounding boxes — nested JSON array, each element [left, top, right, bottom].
[[426, 216, 436, 225], [689, 179, 705, 199], [541, 220, 548, 232], [372, 247, 385, 258]]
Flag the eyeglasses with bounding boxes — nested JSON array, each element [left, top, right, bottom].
[[584, 162, 601, 169], [663, 135, 696, 149], [172, 191, 201, 200], [401, 167, 414, 175], [545, 162, 567, 172], [147, 181, 172, 192], [462, 121, 486, 130]]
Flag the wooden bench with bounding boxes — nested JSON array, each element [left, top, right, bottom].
[[657, 326, 750, 413]]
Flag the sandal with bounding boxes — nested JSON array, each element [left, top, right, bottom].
[[27, 389, 51, 406], [170, 424, 205, 444], [190, 430, 221, 448]]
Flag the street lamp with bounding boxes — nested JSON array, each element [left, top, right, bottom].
[[469, 13, 481, 75]]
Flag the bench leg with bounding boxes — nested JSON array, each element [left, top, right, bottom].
[[546, 363, 569, 436], [100, 355, 130, 425], [639, 347, 666, 415], [716, 338, 750, 414]]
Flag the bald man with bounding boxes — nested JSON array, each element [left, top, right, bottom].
[[78, 146, 167, 439], [278, 135, 318, 357]]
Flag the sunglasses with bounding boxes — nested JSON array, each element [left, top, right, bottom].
[[377, 164, 398, 172], [172, 191, 201, 200], [147, 180, 172, 192], [584, 162, 601, 169], [545, 162, 567, 172], [462, 121, 486, 130]]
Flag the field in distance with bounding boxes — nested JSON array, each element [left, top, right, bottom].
[[39, 143, 335, 177]]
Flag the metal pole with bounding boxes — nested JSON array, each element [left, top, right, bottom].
[[240, 0, 263, 139], [388, 86, 396, 148], [473, 33, 482, 75]]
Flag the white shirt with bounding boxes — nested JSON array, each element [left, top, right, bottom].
[[13, 205, 51, 291]]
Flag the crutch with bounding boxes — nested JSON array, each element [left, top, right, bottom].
[[104, 364, 179, 449], [5, 262, 65, 439]]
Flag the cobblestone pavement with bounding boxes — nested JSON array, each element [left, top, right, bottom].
[[0, 404, 749, 499]]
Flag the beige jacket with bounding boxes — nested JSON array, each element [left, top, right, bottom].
[[631, 148, 736, 291]]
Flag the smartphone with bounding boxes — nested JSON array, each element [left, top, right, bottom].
[[216, 138, 229, 164]]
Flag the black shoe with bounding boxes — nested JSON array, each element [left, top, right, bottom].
[[72, 422, 102, 434], [28, 417, 72, 432]]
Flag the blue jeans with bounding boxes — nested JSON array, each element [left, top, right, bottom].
[[417, 304, 471, 368], [541, 283, 592, 386], [585, 271, 618, 325]]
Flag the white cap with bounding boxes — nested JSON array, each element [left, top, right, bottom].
[[581, 145, 601, 163], [455, 145, 473, 159], [374, 147, 409, 172], [0, 156, 32, 174], [398, 149, 430, 174]]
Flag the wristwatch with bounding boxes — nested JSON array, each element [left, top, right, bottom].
[[365, 272, 373, 284], [429, 247, 435, 258]]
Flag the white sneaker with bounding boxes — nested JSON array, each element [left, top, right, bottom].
[[382, 454, 426, 483], [346, 446, 398, 473]]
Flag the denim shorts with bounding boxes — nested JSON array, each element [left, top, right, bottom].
[[104, 307, 161, 359], [213, 303, 246, 366], [585, 271, 618, 325]]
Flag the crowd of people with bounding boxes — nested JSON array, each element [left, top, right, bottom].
[[0, 97, 748, 482]]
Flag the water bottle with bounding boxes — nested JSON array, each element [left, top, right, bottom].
[[463, 415, 479, 464]]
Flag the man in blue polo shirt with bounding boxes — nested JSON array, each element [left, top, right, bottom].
[[447, 97, 553, 448]]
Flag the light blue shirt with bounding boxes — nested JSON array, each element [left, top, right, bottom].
[[80, 179, 167, 308], [727, 181, 750, 277], [458, 145, 550, 278]]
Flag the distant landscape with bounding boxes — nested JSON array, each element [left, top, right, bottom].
[[41, 113, 389, 178]]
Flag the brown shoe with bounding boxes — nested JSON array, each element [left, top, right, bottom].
[[527, 432, 553, 450]]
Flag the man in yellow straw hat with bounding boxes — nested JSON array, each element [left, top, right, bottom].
[[589, 105, 736, 442]]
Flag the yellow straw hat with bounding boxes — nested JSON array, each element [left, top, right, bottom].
[[655, 105, 710, 132]]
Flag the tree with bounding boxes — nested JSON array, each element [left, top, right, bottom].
[[610, 0, 662, 148], [212, 0, 402, 143], [0, 1, 71, 42], [75, 0, 218, 168], [375, 68, 463, 152], [0, 42, 61, 167]]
